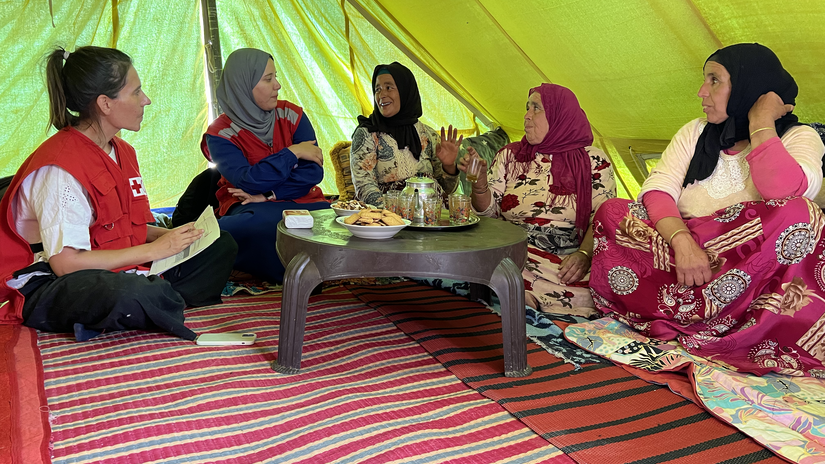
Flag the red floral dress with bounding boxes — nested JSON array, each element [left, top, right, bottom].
[[591, 196, 825, 376], [479, 147, 616, 316]]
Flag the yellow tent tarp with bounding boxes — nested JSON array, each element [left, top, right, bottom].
[[1, 0, 823, 204]]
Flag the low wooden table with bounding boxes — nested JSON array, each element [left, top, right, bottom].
[[273, 209, 531, 377]]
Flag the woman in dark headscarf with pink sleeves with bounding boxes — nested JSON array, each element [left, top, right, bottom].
[[459, 83, 616, 317], [589, 43, 825, 377]]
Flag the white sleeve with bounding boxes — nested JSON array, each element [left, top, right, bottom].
[[780, 124, 825, 200], [638, 119, 705, 202], [14, 165, 94, 258]]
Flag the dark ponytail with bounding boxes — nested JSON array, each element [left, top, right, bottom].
[[45, 46, 133, 131], [46, 48, 75, 130]]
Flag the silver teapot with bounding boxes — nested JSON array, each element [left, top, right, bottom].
[[401, 177, 437, 224]]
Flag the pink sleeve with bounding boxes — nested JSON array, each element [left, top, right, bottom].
[[746, 136, 808, 198], [642, 190, 681, 224]]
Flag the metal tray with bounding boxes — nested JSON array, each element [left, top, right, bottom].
[[405, 213, 480, 231]]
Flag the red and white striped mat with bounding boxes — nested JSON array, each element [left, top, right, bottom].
[[37, 285, 567, 464]]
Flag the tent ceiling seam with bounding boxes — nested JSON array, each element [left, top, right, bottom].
[[111, 0, 120, 48], [685, 0, 723, 49], [346, 0, 496, 129], [476, 0, 613, 174], [48, 0, 56, 27], [342, 0, 372, 116], [474, 0, 550, 83]]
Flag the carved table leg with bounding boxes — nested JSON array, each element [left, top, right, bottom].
[[490, 257, 532, 377], [271, 251, 322, 374]]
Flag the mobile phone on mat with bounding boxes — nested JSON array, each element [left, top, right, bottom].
[[196, 333, 257, 346]]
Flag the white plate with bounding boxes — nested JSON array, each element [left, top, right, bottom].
[[331, 205, 376, 217], [335, 216, 411, 239]]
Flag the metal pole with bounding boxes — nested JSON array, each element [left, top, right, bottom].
[[200, 0, 223, 120]]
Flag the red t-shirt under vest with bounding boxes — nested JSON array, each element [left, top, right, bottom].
[[0, 127, 154, 323], [201, 100, 324, 216]]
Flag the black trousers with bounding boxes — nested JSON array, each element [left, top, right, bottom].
[[21, 231, 237, 340]]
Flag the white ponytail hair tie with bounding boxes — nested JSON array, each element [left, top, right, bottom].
[[63, 50, 70, 60]]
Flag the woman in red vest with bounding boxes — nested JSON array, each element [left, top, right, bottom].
[[0, 46, 237, 341], [201, 48, 329, 283]]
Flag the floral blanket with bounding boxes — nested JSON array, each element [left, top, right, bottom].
[[565, 317, 825, 463], [221, 280, 282, 296]]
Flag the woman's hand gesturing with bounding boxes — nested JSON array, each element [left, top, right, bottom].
[[436, 125, 463, 175]]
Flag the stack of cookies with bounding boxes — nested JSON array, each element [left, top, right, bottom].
[[332, 200, 370, 210], [343, 209, 406, 226]]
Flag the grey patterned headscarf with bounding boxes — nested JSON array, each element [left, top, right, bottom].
[[216, 48, 275, 145]]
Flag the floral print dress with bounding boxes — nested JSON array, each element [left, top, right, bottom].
[[350, 122, 458, 207], [479, 146, 616, 316], [591, 195, 825, 377]]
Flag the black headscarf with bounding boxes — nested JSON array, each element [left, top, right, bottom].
[[683, 43, 800, 187], [355, 62, 423, 159]]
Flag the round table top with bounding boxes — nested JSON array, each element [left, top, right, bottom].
[[278, 208, 527, 254]]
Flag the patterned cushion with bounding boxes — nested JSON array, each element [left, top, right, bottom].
[[329, 141, 355, 201]]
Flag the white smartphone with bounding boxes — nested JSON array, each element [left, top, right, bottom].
[[196, 333, 257, 346]]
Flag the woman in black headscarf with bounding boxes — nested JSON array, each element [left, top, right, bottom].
[[587, 43, 825, 377], [349, 62, 463, 207]]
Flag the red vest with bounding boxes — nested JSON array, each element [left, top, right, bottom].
[[0, 127, 154, 323], [200, 100, 324, 216]]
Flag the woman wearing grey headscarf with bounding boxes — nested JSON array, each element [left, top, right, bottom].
[[201, 48, 328, 283]]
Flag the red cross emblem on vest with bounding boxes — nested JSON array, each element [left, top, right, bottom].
[[129, 177, 147, 197]]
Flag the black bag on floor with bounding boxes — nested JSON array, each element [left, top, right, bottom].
[[172, 168, 221, 228]]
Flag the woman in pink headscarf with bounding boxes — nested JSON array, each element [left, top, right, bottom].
[[459, 84, 616, 316]]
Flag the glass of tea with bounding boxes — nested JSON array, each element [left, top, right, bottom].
[[383, 190, 400, 213], [449, 193, 472, 224], [465, 156, 483, 183]]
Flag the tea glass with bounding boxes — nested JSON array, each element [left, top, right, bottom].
[[398, 192, 415, 221], [465, 156, 483, 183], [422, 197, 441, 226], [449, 194, 472, 224], [383, 190, 400, 213]]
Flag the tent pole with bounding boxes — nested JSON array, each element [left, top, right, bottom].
[[200, 0, 223, 121]]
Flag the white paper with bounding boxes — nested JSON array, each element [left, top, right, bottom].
[[149, 206, 220, 275]]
